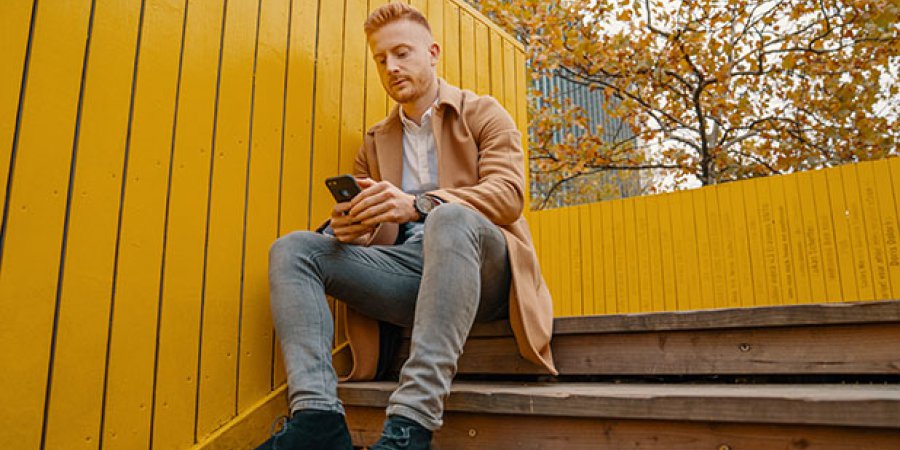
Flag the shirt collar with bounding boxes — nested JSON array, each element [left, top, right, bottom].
[[399, 88, 440, 131]]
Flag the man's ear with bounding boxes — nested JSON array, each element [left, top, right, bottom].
[[429, 42, 441, 66]]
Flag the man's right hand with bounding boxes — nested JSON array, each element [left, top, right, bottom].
[[331, 201, 375, 244]]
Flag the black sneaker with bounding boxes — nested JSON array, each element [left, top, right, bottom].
[[367, 415, 432, 450], [254, 409, 353, 450]]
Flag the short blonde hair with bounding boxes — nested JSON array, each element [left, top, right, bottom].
[[364, 2, 432, 36]]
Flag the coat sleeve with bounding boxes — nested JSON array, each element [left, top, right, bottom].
[[431, 96, 525, 226]]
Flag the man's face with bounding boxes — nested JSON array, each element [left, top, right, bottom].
[[368, 19, 440, 105]]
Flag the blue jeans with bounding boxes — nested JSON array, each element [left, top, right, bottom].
[[268, 204, 511, 430]]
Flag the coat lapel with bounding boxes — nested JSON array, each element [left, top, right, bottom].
[[374, 105, 403, 186]]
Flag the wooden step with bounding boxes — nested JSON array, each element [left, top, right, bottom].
[[340, 381, 900, 449], [391, 300, 900, 376]]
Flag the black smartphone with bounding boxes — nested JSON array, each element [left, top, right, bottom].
[[325, 174, 361, 203]]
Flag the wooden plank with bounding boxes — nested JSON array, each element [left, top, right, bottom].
[[827, 166, 856, 301], [878, 159, 900, 299], [193, 385, 288, 450], [195, 0, 260, 438], [502, 39, 516, 115], [444, 2, 462, 87], [346, 406, 900, 450], [102, 1, 187, 448], [473, 20, 490, 96], [341, 381, 900, 428], [811, 168, 843, 300], [858, 160, 892, 300], [41, 1, 142, 448], [150, 1, 226, 447], [237, 0, 290, 412], [841, 164, 876, 300], [364, 0, 390, 131], [0, 0, 34, 217], [339, 0, 366, 174], [488, 29, 503, 100], [458, 12, 475, 92], [424, 0, 442, 75]]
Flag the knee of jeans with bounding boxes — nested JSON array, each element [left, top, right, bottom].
[[269, 231, 322, 273], [424, 203, 483, 237]]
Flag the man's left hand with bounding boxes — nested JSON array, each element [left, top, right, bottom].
[[347, 178, 418, 226]]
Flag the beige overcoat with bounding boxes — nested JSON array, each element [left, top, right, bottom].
[[333, 79, 557, 380]]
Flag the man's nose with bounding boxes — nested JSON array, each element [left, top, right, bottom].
[[385, 56, 400, 73]]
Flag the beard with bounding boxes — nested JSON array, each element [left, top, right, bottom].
[[385, 75, 430, 104]]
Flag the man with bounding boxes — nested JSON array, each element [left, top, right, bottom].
[[261, 3, 556, 449]]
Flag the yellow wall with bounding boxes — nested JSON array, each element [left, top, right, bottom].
[[527, 158, 900, 316], [0, 0, 526, 449]]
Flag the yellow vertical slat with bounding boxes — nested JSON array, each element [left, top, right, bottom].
[[40, 0, 140, 448], [668, 192, 688, 310], [885, 158, 900, 298], [579, 204, 595, 315], [458, 11, 475, 91], [600, 200, 617, 313], [589, 202, 606, 314], [488, 30, 503, 102], [827, 166, 857, 301], [645, 194, 664, 312], [364, 0, 389, 130], [841, 164, 876, 300], [514, 48, 529, 208], [151, 1, 226, 447], [773, 176, 799, 304], [783, 173, 811, 303], [758, 177, 786, 304], [726, 181, 756, 307], [424, 0, 443, 74], [568, 206, 583, 316], [704, 186, 728, 308], [339, 0, 367, 174], [657, 192, 678, 311], [547, 208, 562, 314], [673, 191, 700, 310], [442, 3, 460, 86], [716, 183, 739, 307], [611, 199, 628, 312], [858, 160, 892, 300], [0, 0, 34, 217], [796, 171, 826, 302], [102, 1, 187, 448], [742, 179, 768, 306], [623, 198, 640, 313], [473, 20, 490, 96], [237, 0, 290, 412], [0, 0, 91, 444], [634, 196, 652, 312], [502, 39, 516, 115], [308, 0, 345, 224], [530, 211, 542, 262], [811, 168, 843, 301], [693, 187, 715, 310], [196, 0, 260, 437], [558, 207, 572, 316]]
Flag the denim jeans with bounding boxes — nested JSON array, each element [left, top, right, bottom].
[[268, 203, 511, 430]]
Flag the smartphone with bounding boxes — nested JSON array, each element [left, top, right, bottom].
[[325, 174, 361, 203]]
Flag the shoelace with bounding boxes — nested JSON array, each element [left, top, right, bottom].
[[380, 424, 412, 448]]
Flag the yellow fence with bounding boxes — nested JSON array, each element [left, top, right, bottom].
[[528, 158, 900, 316], [0, 0, 526, 449]]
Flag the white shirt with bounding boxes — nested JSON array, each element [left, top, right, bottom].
[[399, 103, 439, 194]]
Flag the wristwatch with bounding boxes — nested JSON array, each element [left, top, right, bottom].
[[413, 193, 440, 221]]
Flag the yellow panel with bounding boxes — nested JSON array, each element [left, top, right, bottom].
[[827, 166, 858, 301], [530, 210, 542, 261], [473, 20, 490, 96], [715, 183, 739, 307], [693, 187, 715, 310], [578, 205, 595, 315], [783, 174, 812, 304], [442, 2, 460, 86], [364, 0, 390, 130], [151, 1, 226, 447], [600, 200, 617, 313], [742, 179, 768, 305], [623, 198, 640, 313], [858, 161, 892, 300], [611, 199, 628, 312], [547, 208, 562, 313], [0, 0, 34, 217], [841, 164, 876, 300], [656, 192, 678, 311], [681, 191, 702, 311], [760, 177, 790, 304], [644, 194, 664, 312], [102, 1, 187, 448], [774, 176, 799, 304], [308, 0, 345, 225], [670, 192, 697, 310], [425, 0, 443, 75], [634, 197, 652, 312], [568, 207, 583, 316], [703, 186, 727, 308], [196, 0, 260, 437], [558, 207, 572, 316], [589, 202, 606, 314], [502, 40, 516, 115], [458, 12, 475, 92], [0, 0, 90, 447], [796, 171, 827, 303], [729, 181, 756, 307], [811, 168, 843, 301], [238, 0, 290, 412], [886, 158, 900, 298], [488, 30, 503, 102], [39, 1, 141, 448], [339, 0, 367, 174]]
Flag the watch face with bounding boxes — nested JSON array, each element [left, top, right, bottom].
[[416, 194, 436, 214]]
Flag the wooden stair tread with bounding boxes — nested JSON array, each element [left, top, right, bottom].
[[339, 381, 900, 428]]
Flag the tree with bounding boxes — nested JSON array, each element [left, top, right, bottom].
[[472, 0, 900, 208]]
